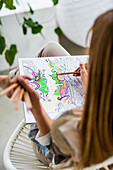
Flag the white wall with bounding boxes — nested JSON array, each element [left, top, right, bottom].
[[56, 0, 113, 47], [0, 0, 58, 71]]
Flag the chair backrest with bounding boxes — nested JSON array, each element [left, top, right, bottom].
[[3, 120, 113, 170], [83, 156, 113, 170], [3, 120, 46, 170]]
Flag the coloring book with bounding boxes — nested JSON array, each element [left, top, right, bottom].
[[19, 55, 88, 123]]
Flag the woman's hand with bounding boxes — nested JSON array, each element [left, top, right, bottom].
[[11, 75, 53, 136], [0, 75, 10, 89], [0, 75, 12, 97], [73, 62, 88, 93], [11, 75, 39, 112], [80, 63, 88, 93]]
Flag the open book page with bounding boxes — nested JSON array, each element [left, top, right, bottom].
[[19, 55, 89, 124]]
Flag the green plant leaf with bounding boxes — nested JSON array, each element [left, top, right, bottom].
[[0, 1, 3, 10], [3, 0, 16, 10], [24, 18, 38, 28], [23, 17, 43, 34], [32, 25, 43, 34], [22, 24, 27, 35], [27, 3, 34, 14], [54, 27, 63, 37], [0, 18, 2, 25], [5, 44, 17, 66], [52, 0, 58, 5], [0, 36, 6, 54]]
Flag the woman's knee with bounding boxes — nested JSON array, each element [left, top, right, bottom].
[[45, 41, 59, 48], [37, 41, 70, 57], [43, 41, 61, 57], [43, 41, 70, 57]]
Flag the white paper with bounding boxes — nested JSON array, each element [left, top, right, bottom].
[[19, 55, 89, 123]]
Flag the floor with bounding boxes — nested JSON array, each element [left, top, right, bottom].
[[0, 34, 86, 170]]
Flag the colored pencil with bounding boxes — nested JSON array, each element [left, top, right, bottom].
[[15, 88, 24, 111], [57, 71, 80, 75], [0, 82, 33, 112], [9, 86, 21, 103], [0, 83, 18, 97]]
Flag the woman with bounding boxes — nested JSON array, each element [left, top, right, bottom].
[[52, 9, 113, 168], [80, 9, 113, 167], [0, 44, 87, 167], [1, 9, 113, 169]]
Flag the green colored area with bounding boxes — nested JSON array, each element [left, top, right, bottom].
[[38, 78, 47, 84], [49, 74, 59, 84], [50, 62, 55, 67], [51, 68, 56, 73], [48, 61, 66, 96], [39, 86, 48, 94], [54, 86, 61, 96], [38, 78, 48, 94], [49, 73, 65, 96]]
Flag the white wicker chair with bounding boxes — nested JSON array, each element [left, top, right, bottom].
[[3, 120, 113, 170]]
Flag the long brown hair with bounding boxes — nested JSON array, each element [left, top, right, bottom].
[[80, 10, 113, 167]]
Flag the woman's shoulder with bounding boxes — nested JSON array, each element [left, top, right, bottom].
[[62, 105, 84, 118], [53, 105, 84, 134]]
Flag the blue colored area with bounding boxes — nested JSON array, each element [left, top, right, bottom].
[[39, 143, 49, 154]]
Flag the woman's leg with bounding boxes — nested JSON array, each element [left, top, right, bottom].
[[31, 141, 51, 166], [36, 41, 70, 58]]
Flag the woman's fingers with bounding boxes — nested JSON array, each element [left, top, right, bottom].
[[17, 76, 40, 112], [0, 75, 10, 89], [9, 86, 21, 103], [15, 88, 24, 111], [16, 76, 34, 94], [85, 62, 88, 71], [10, 75, 39, 104], [73, 73, 80, 76], [73, 62, 88, 77], [11, 75, 31, 84], [80, 63, 88, 93], [73, 67, 80, 76], [80, 63, 86, 72], [75, 67, 80, 72], [11, 75, 34, 94]]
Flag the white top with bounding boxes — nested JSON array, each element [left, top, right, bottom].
[[36, 131, 51, 146]]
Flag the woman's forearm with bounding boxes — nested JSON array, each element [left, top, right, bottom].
[[10, 75, 54, 136], [32, 99, 54, 136]]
